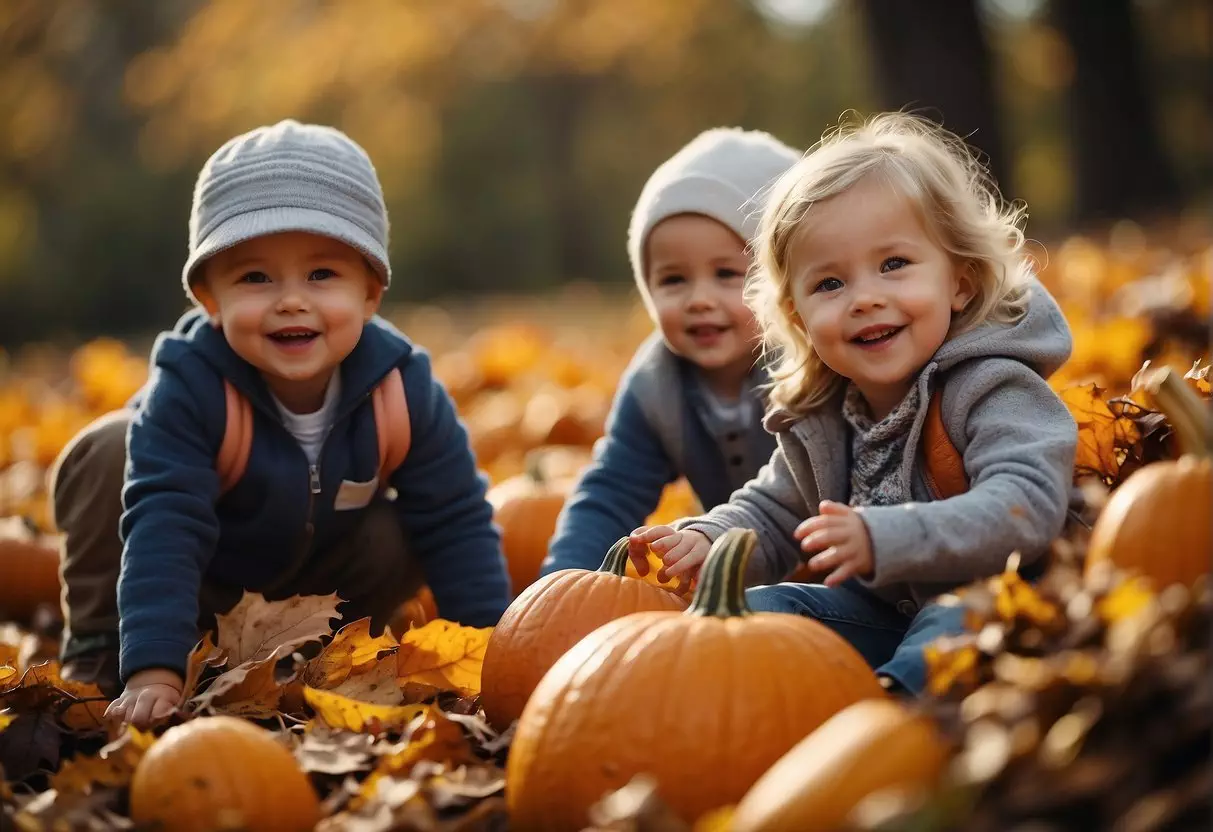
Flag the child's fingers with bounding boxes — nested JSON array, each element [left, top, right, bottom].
[[661, 549, 704, 579], [799, 525, 845, 553], [128, 693, 156, 730], [103, 698, 127, 723], [150, 696, 178, 722], [822, 561, 861, 588], [793, 515, 827, 539], [648, 532, 686, 556], [818, 500, 852, 517], [807, 545, 843, 573], [630, 525, 674, 544], [626, 539, 651, 576]]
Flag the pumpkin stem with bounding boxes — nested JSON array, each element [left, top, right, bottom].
[[597, 537, 632, 576], [687, 528, 756, 618], [522, 449, 547, 485], [1147, 367, 1213, 458]]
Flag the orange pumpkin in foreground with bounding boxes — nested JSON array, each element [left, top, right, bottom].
[[731, 698, 951, 832], [480, 537, 687, 730], [506, 529, 886, 830], [129, 716, 319, 832], [1085, 367, 1212, 590]]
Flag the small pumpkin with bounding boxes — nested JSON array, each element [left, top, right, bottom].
[[730, 698, 950, 832], [129, 716, 320, 832], [505, 528, 886, 830], [480, 537, 687, 730], [0, 521, 61, 621], [486, 449, 586, 596], [1086, 367, 1212, 589]]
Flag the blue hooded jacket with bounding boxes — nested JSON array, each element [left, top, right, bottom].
[[117, 308, 510, 681]]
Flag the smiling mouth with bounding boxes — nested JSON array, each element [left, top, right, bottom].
[[850, 326, 904, 346], [268, 328, 320, 345], [687, 324, 730, 338]]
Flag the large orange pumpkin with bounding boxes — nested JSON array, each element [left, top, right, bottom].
[[731, 698, 951, 832], [1086, 367, 1212, 589], [129, 716, 319, 832], [506, 529, 886, 830], [480, 537, 687, 730], [0, 526, 61, 621]]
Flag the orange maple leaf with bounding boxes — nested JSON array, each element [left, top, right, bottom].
[[396, 621, 492, 696]]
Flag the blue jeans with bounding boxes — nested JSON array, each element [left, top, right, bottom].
[[744, 581, 967, 696]]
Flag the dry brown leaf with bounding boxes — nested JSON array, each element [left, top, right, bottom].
[[0, 661, 109, 731], [304, 617, 398, 689], [11, 788, 134, 831], [295, 724, 378, 775], [216, 590, 342, 667], [396, 620, 492, 696], [1058, 383, 1140, 481], [371, 707, 477, 783], [190, 647, 289, 718], [330, 654, 405, 706], [181, 631, 227, 701], [304, 686, 427, 734], [50, 726, 155, 794]]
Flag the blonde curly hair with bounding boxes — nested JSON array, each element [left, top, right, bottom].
[[747, 111, 1035, 417]]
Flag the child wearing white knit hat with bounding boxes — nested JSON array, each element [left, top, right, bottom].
[[50, 120, 511, 727], [543, 126, 801, 580]]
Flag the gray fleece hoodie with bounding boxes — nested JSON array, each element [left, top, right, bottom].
[[677, 277, 1077, 611]]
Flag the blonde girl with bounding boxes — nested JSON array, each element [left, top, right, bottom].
[[629, 112, 1077, 694]]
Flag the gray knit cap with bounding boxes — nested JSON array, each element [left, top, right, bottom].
[[182, 119, 390, 301], [627, 127, 801, 297]]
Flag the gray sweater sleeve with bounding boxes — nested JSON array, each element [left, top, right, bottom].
[[859, 358, 1077, 587], [675, 439, 811, 585]]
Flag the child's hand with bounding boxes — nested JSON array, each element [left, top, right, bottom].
[[794, 500, 874, 587], [629, 526, 712, 586], [104, 668, 184, 729]]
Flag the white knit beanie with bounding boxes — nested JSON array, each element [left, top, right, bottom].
[[182, 119, 390, 302], [627, 126, 801, 297]]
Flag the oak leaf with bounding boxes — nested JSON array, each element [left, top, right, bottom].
[[0, 661, 109, 731], [181, 631, 227, 702], [328, 654, 404, 705], [190, 647, 290, 718], [304, 617, 398, 689], [216, 590, 342, 667], [1058, 383, 1139, 482], [396, 620, 492, 696], [304, 686, 427, 733]]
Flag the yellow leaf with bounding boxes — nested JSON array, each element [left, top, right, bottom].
[[0, 712, 13, 732], [396, 620, 492, 696], [216, 590, 342, 666], [694, 805, 736, 832], [304, 686, 427, 733], [329, 654, 405, 705], [1096, 576, 1155, 623], [1058, 383, 1139, 481], [0, 666, 16, 688], [304, 617, 398, 689]]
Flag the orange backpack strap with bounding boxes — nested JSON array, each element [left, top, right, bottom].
[[217, 380, 253, 495], [922, 389, 968, 500], [372, 367, 411, 484]]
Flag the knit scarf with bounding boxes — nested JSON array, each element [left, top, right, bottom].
[[842, 382, 922, 507]]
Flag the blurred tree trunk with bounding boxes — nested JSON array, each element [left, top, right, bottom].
[[858, 0, 1009, 190], [534, 73, 596, 282], [1051, 0, 1181, 222]]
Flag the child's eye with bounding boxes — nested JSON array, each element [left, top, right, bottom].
[[238, 271, 270, 284], [880, 257, 909, 272], [309, 268, 336, 281], [655, 274, 685, 288], [813, 277, 843, 293], [716, 267, 744, 280]]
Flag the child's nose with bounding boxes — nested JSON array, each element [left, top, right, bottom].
[[275, 284, 309, 312], [685, 279, 717, 310]]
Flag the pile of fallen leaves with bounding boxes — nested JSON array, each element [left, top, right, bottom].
[[2, 592, 511, 831], [0, 227, 1210, 830]]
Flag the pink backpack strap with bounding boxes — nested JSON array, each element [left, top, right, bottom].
[[372, 367, 411, 484], [217, 380, 253, 495]]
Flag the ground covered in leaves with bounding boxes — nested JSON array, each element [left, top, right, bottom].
[[1, 228, 1210, 830]]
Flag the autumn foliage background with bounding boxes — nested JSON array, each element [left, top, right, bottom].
[[0, 1, 1210, 830]]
